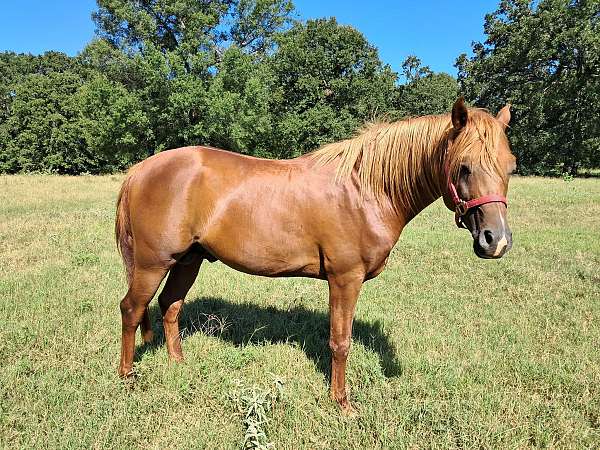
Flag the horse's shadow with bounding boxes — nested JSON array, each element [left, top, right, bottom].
[[137, 296, 402, 380]]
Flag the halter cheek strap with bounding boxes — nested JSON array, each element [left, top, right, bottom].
[[445, 160, 508, 229]]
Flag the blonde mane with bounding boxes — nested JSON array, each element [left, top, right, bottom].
[[310, 109, 508, 212]]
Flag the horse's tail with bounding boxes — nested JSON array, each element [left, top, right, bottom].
[[115, 164, 141, 286]]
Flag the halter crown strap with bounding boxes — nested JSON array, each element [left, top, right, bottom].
[[444, 159, 508, 228]]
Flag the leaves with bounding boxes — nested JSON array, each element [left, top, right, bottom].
[[230, 376, 285, 450], [456, 0, 600, 175], [397, 56, 458, 117], [266, 18, 398, 156]]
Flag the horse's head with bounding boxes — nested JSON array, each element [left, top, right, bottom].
[[443, 98, 516, 259]]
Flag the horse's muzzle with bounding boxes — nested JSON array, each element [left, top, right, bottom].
[[473, 227, 513, 259]]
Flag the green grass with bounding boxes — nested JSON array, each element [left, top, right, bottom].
[[1, 174, 599, 448]]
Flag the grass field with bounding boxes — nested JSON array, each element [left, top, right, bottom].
[[1, 174, 599, 449]]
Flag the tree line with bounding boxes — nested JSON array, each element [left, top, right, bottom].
[[0, 0, 597, 176]]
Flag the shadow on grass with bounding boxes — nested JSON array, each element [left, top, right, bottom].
[[136, 296, 402, 380]]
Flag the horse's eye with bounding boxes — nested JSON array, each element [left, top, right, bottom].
[[460, 164, 472, 176]]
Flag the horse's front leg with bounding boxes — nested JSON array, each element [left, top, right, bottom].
[[327, 272, 363, 415]]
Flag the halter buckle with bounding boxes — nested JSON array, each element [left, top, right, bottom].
[[455, 200, 469, 216]]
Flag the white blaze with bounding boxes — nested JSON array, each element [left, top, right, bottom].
[[493, 235, 508, 256], [493, 207, 508, 256]]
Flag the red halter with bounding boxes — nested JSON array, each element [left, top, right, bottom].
[[444, 159, 508, 229]]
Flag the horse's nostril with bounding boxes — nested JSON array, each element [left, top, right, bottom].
[[484, 230, 494, 245]]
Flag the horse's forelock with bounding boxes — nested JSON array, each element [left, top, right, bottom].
[[446, 109, 510, 183]]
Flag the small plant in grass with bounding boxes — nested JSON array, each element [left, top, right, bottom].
[[181, 313, 230, 339], [230, 376, 285, 450]]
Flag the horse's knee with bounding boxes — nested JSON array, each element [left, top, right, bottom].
[[329, 337, 350, 360], [120, 297, 132, 317], [120, 297, 141, 329]]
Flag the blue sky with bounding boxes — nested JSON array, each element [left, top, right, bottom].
[[0, 0, 498, 76]]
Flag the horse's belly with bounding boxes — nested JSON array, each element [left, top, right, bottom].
[[199, 232, 323, 278]]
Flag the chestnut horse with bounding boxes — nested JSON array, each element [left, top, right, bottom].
[[115, 98, 516, 413]]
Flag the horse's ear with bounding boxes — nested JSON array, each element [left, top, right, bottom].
[[496, 104, 511, 129], [451, 97, 468, 131]]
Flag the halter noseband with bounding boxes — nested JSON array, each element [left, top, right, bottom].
[[444, 159, 508, 229]]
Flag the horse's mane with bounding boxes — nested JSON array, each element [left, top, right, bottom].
[[310, 109, 507, 211]]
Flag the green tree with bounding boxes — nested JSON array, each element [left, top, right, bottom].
[[93, 0, 294, 70], [396, 55, 458, 117], [0, 49, 148, 173], [401, 55, 433, 82], [266, 18, 398, 157], [76, 74, 153, 166], [456, 0, 600, 175], [0, 51, 76, 126], [0, 52, 90, 173], [202, 47, 275, 155], [0, 71, 97, 173], [89, 0, 294, 157]]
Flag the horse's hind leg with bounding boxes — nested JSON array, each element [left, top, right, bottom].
[[158, 256, 203, 362], [119, 267, 168, 377]]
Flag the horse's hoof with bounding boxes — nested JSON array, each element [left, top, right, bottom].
[[168, 354, 184, 363], [118, 367, 136, 379], [331, 388, 358, 417], [339, 399, 358, 418]]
